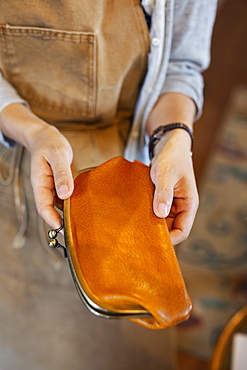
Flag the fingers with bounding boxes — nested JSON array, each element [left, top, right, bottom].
[[152, 184, 173, 219], [150, 161, 174, 218], [166, 196, 198, 245], [30, 134, 74, 229], [35, 183, 62, 230], [51, 158, 74, 201], [31, 158, 62, 229], [169, 218, 192, 246], [150, 156, 199, 246]]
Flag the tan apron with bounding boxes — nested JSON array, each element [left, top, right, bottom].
[[0, 1, 176, 369]]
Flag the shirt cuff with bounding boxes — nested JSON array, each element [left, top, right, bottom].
[[161, 76, 204, 121]]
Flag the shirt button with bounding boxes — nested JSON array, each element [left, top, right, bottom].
[[152, 37, 160, 46], [145, 86, 153, 94]]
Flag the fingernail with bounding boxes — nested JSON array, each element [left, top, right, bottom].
[[157, 203, 169, 217], [58, 185, 69, 197]]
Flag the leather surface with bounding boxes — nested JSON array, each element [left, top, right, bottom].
[[67, 156, 192, 329]]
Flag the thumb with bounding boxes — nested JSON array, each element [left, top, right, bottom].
[[52, 163, 74, 200], [153, 188, 173, 218], [152, 180, 174, 219]]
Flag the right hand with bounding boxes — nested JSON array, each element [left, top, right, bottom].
[[150, 130, 199, 246]]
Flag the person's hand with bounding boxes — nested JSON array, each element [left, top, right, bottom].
[[150, 130, 199, 245], [0, 103, 74, 230], [28, 124, 74, 229]]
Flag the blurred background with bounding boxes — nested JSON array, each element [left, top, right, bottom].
[[176, 0, 247, 368]]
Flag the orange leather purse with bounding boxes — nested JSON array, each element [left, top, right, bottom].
[[49, 156, 192, 329]]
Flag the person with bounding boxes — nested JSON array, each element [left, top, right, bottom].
[[0, 1, 217, 369]]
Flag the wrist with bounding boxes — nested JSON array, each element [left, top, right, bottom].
[[149, 123, 194, 160], [0, 102, 53, 150], [154, 129, 193, 157], [24, 120, 58, 152]]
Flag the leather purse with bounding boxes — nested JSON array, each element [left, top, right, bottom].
[[49, 156, 192, 329]]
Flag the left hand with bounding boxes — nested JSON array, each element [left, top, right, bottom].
[[150, 129, 199, 245]]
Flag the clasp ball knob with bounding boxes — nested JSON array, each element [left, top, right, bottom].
[[49, 239, 58, 248], [48, 229, 57, 239]]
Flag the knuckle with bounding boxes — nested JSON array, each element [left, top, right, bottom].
[[174, 231, 189, 246], [36, 204, 45, 218], [55, 170, 69, 182], [188, 187, 199, 210], [52, 144, 73, 162], [193, 192, 199, 212], [151, 164, 165, 181], [36, 204, 52, 225], [151, 164, 175, 193], [182, 230, 190, 241]]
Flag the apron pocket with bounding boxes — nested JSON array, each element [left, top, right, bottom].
[[0, 24, 97, 119]]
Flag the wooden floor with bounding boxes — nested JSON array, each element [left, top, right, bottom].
[[177, 0, 247, 368]]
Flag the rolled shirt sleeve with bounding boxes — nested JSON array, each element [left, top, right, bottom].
[[0, 71, 28, 147], [161, 0, 218, 120]]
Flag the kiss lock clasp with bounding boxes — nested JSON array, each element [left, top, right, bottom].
[[48, 221, 67, 258]]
